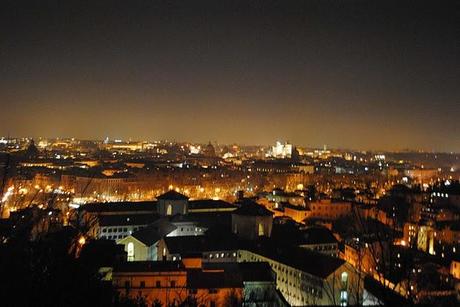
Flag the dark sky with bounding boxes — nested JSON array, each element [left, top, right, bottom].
[[1, 0, 459, 151]]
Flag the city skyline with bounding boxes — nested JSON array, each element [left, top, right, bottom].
[[1, 135, 460, 154], [1, 1, 460, 306], [1, 0, 459, 152]]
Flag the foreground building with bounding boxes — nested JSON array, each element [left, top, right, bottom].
[[111, 259, 287, 306], [158, 234, 362, 306]]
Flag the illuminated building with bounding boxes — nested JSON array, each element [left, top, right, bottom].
[[98, 214, 159, 241], [157, 190, 189, 216], [298, 227, 339, 257], [270, 141, 293, 159], [232, 201, 273, 240], [417, 224, 435, 255], [63, 173, 138, 201], [79, 201, 157, 238], [158, 233, 362, 305], [238, 248, 360, 306], [117, 219, 177, 261], [404, 168, 439, 182], [264, 189, 306, 207], [281, 204, 310, 223], [111, 260, 285, 307], [343, 239, 381, 274], [112, 261, 189, 305], [103, 141, 145, 152], [451, 258, 460, 279], [307, 200, 352, 220]]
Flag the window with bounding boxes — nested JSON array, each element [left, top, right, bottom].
[[127, 242, 134, 261], [166, 204, 173, 215], [171, 281, 176, 287], [258, 223, 264, 236], [124, 281, 130, 288], [341, 272, 348, 285], [140, 281, 145, 288], [156, 281, 161, 288], [209, 289, 218, 294], [340, 290, 348, 306]]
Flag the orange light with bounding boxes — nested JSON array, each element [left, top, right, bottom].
[[78, 236, 86, 246]]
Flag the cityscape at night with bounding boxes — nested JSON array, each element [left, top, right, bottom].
[[1, 1, 459, 306]]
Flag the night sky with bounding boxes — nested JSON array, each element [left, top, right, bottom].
[[1, 0, 459, 151]]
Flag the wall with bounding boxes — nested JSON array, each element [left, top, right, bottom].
[[158, 199, 188, 216], [117, 236, 149, 261]]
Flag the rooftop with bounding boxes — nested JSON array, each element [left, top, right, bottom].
[[157, 190, 189, 201], [232, 201, 273, 217], [114, 261, 185, 273], [187, 270, 243, 289], [188, 199, 236, 210], [200, 262, 275, 283], [131, 219, 177, 246], [299, 227, 338, 245], [248, 244, 346, 279], [164, 234, 241, 254], [164, 232, 344, 279]]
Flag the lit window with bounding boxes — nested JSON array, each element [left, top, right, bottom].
[[340, 290, 348, 306], [127, 242, 134, 261], [166, 204, 173, 216], [341, 272, 348, 288], [258, 223, 264, 236]]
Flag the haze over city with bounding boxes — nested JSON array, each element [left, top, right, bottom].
[[1, 0, 458, 151]]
